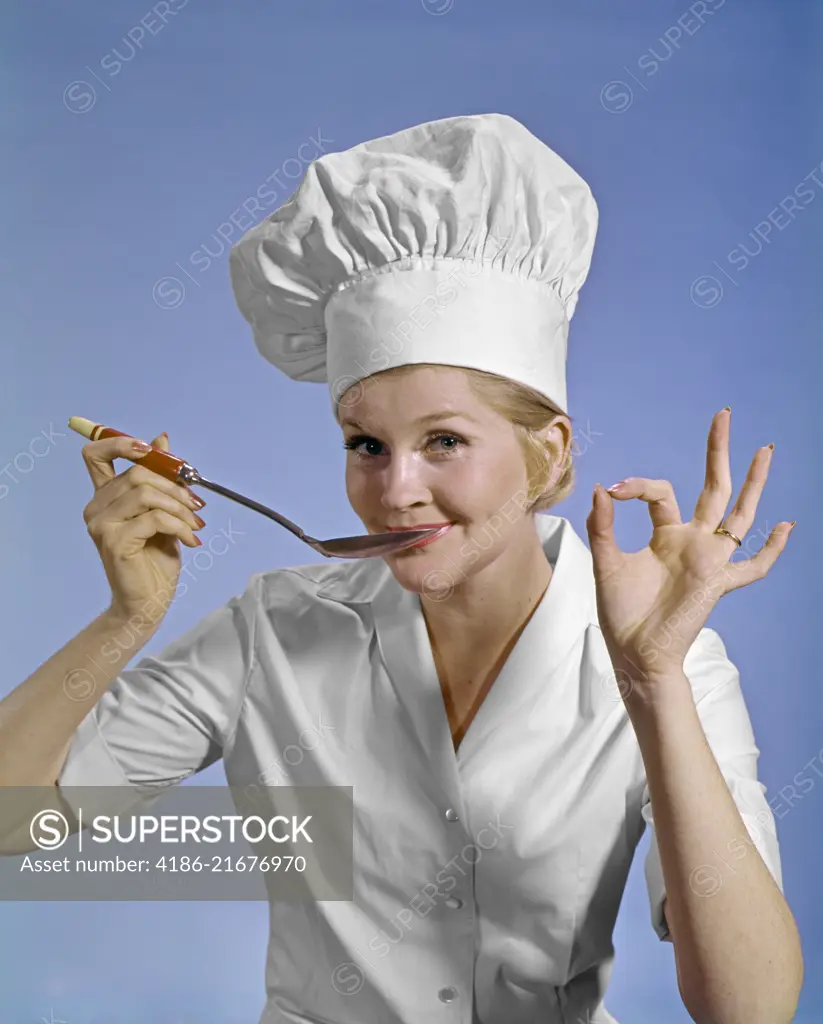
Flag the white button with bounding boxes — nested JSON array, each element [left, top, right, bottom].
[[445, 808, 459, 822], [444, 896, 463, 909], [438, 986, 457, 1002]]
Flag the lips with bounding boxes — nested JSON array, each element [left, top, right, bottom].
[[398, 523, 454, 550], [384, 523, 453, 531]]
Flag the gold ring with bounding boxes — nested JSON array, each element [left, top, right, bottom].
[[715, 526, 742, 547]]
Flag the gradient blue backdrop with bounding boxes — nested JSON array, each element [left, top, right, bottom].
[[4, 0, 821, 1020]]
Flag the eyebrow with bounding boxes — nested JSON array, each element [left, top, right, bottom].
[[341, 411, 479, 430]]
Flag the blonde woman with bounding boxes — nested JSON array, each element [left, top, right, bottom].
[[0, 114, 802, 1023]]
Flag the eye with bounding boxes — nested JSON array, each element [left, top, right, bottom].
[[342, 432, 467, 459], [342, 434, 384, 457], [427, 432, 465, 455]]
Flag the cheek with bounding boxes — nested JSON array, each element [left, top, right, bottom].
[[344, 461, 360, 484], [344, 464, 361, 505], [345, 463, 380, 510], [450, 448, 526, 502]]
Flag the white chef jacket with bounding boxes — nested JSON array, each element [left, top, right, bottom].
[[57, 513, 784, 1024]]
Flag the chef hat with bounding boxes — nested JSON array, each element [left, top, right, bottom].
[[229, 112, 598, 417]]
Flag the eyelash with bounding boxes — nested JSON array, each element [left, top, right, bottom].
[[342, 431, 467, 459]]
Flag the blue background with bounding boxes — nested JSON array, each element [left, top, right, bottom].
[[4, 0, 821, 1020]]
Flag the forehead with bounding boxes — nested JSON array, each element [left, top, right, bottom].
[[339, 365, 487, 428]]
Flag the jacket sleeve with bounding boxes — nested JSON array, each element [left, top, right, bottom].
[[642, 626, 784, 941], [55, 574, 260, 823]]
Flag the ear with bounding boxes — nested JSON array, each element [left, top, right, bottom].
[[538, 415, 573, 488]]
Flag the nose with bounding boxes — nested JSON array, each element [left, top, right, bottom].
[[378, 451, 432, 513]]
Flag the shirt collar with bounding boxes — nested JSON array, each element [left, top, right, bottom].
[[317, 514, 600, 774]]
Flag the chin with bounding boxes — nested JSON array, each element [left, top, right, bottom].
[[385, 561, 447, 597], [384, 539, 470, 597]]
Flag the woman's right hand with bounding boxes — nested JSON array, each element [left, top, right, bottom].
[[81, 432, 207, 631]]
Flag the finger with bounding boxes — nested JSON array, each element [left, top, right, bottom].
[[81, 434, 156, 491], [84, 462, 204, 525], [585, 483, 625, 578], [720, 521, 794, 592], [109, 509, 202, 558], [604, 477, 682, 529], [88, 482, 205, 537], [694, 408, 733, 528], [721, 444, 773, 542]]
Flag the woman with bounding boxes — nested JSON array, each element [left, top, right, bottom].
[[0, 113, 802, 1022]]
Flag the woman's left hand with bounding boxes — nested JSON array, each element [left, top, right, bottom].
[[585, 407, 795, 695]]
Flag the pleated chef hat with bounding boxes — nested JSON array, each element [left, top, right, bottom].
[[229, 113, 598, 416]]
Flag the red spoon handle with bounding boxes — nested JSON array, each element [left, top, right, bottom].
[[67, 416, 188, 484]]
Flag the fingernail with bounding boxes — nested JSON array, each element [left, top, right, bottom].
[[193, 514, 206, 528], [190, 494, 206, 509], [789, 520, 796, 531], [606, 480, 627, 492], [723, 406, 731, 413], [193, 536, 203, 546], [131, 440, 152, 452], [159, 432, 168, 440], [767, 443, 774, 451]]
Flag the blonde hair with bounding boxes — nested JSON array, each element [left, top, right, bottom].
[[335, 363, 575, 513]]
